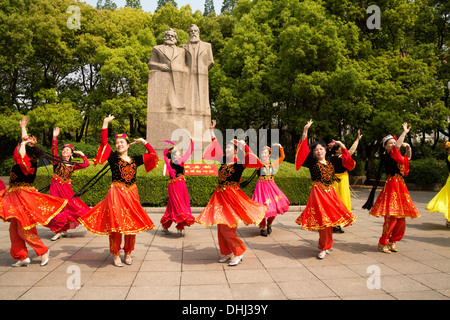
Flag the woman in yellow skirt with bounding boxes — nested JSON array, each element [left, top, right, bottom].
[[426, 141, 450, 228], [328, 130, 362, 232]]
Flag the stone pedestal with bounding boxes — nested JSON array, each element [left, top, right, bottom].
[[146, 111, 211, 160]]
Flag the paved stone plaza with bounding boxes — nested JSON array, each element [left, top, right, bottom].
[[0, 188, 449, 300]]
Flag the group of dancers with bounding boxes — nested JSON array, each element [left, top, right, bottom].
[[0, 116, 448, 268]]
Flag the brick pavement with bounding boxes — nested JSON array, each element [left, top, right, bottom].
[[0, 188, 449, 300]]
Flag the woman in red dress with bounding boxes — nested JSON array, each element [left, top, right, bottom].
[[295, 120, 357, 259], [78, 115, 158, 267], [363, 123, 420, 253], [161, 138, 195, 236], [196, 121, 266, 266], [46, 127, 91, 241], [0, 116, 67, 267]]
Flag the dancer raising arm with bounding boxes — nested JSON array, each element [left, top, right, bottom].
[[196, 120, 266, 266], [328, 130, 362, 233], [0, 116, 67, 267], [363, 123, 420, 253], [161, 135, 196, 236], [46, 127, 91, 241], [294, 120, 357, 259], [78, 115, 158, 267], [252, 144, 290, 237]]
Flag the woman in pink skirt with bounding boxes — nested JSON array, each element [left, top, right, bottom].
[[46, 127, 91, 241], [252, 144, 290, 236], [161, 137, 196, 236]]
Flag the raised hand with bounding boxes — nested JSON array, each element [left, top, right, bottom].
[[53, 127, 60, 138]]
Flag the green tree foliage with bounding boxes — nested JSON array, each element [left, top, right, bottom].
[[96, 0, 118, 10], [221, 0, 238, 14], [156, 0, 178, 11], [204, 0, 215, 16], [125, 0, 142, 9]]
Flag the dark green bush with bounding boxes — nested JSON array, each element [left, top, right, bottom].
[[34, 160, 312, 207], [405, 157, 448, 186]]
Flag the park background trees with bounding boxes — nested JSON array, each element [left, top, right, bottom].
[[1, 0, 449, 182]]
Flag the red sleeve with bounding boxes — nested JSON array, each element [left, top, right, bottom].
[[93, 128, 112, 165], [142, 142, 159, 173], [52, 139, 59, 165], [295, 138, 310, 171], [242, 144, 263, 168], [0, 180, 6, 191], [13, 143, 35, 175], [74, 155, 90, 170], [390, 146, 409, 176], [340, 148, 356, 171], [203, 137, 223, 162]]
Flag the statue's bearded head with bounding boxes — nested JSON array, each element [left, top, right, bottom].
[[188, 24, 200, 43], [164, 29, 178, 46]]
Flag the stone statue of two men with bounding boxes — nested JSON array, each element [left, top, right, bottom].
[[147, 25, 214, 155]]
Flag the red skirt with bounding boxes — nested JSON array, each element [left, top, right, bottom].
[[0, 185, 67, 230], [196, 184, 266, 228], [78, 182, 155, 235], [295, 182, 357, 230], [161, 176, 195, 227], [46, 176, 91, 233], [370, 175, 420, 219]]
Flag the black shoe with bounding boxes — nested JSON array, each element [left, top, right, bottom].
[[260, 228, 268, 237], [333, 226, 344, 233], [267, 225, 272, 234]]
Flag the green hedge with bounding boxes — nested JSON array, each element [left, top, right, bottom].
[[34, 160, 312, 207], [405, 157, 448, 186]]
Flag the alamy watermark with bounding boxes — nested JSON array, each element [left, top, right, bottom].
[[366, 265, 381, 290], [170, 121, 281, 168], [67, 5, 81, 30], [367, 5, 381, 30], [66, 265, 81, 290]]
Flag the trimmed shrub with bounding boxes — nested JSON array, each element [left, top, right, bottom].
[[405, 157, 448, 186], [34, 160, 312, 207]]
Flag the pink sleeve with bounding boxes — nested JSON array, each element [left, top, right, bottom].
[[179, 139, 194, 165]]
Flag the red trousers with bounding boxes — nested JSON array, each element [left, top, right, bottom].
[[161, 220, 189, 230], [379, 216, 406, 245], [217, 224, 246, 256], [9, 218, 48, 260], [259, 217, 275, 229], [109, 232, 136, 256], [318, 227, 333, 251]]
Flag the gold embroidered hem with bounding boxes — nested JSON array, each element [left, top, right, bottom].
[[196, 185, 266, 228], [78, 181, 155, 236], [295, 180, 356, 231], [370, 175, 420, 219], [0, 186, 68, 230]]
